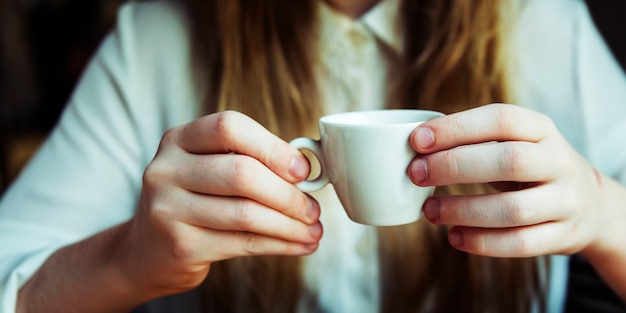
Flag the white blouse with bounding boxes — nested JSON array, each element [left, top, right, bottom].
[[1, 0, 625, 312]]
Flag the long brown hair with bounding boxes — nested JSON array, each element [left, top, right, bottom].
[[175, 0, 547, 311]]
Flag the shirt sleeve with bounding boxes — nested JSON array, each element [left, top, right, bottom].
[[576, 1, 626, 185], [0, 2, 197, 311]]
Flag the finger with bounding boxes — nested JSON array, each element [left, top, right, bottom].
[[169, 223, 320, 262], [199, 227, 320, 261], [409, 141, 561, 186], [423, 184, 572, 228], [172, 153, 318, 224], [172, 191, 322, 244], [447, 222, 579, 257], [411, 103, 556, 153], [170, 111, 310, 182]]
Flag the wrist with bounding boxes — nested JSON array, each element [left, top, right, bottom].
[[107, 220, 166, 304], [579, 174, 626, 301], [17, 221, 159, 313]]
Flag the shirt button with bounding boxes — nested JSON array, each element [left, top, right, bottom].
[[348, 28, 369, 47]]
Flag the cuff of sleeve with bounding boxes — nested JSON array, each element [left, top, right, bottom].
[[0, 244, 69, 313]]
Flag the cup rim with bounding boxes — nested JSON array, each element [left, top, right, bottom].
[[319, 109, 444, 127]]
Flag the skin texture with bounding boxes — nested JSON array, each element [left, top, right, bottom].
[[409, 103, 626, 300], [17, 112, 322, 312]]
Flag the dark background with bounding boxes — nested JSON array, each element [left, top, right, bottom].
[[0, 0, 124, 194]]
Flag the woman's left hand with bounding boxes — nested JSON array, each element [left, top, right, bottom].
[[408, 103, 610, 258]]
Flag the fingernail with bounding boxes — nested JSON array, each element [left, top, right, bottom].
[[449, 229, 464, 247], [423, 198, 440, 222], [416, 127, 435, 149], [309, 223, 322, 237], [304, 243, 319, 252], [307, 197, 320, 220], [290, 156, 309, 180], [410, 159, 428, 183]]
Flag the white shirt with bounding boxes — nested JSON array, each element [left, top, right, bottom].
[[1, 0, 625, 312]]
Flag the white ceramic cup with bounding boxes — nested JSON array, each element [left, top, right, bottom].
[[289, 109, 444, 226]]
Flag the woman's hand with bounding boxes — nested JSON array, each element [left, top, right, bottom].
[[124, 111, 322, 297], [16, 111, 322, 313], [408, 103, 618, 258]]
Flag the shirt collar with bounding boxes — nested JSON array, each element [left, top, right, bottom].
[[319, 0, 402, 53], [361, 0, 402, 52]]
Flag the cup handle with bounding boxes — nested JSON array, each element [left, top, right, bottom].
[[289, 137, 329, 192]]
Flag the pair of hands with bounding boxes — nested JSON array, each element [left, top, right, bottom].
[[127, 103, 610, 297]]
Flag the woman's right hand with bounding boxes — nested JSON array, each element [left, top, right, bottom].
[[123, 111, 322, 298]]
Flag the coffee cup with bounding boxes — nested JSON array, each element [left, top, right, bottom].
[[289, 109, 444, 226]]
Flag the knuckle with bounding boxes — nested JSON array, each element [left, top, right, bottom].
[[295, 193, 310, 214], [284, 195, 308, 222], [512, 233, 534, 257], [267, 140, 286, 168], [160, 128, 178, 146], [157, 127, 183, 153], [242, 233, 262, 255], [443, 152, 462, 179], [476, 234, 489, 255], [499, 144, 530, 177], [229, 157, 258, 191], [213, 111, 243, 142], [448, 114, 465, 136], [144, 132, 181, 190], [454, 200, 475, 222], [233, 200, 256, 230], [167, 230, 195, 260], [147, 200, 173, 222], [143, 161, 169, 190], [503, 196, 526, 225], [492, 104, 518, 136]]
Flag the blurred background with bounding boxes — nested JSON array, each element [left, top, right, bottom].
[[0, 0, 125, 195]]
